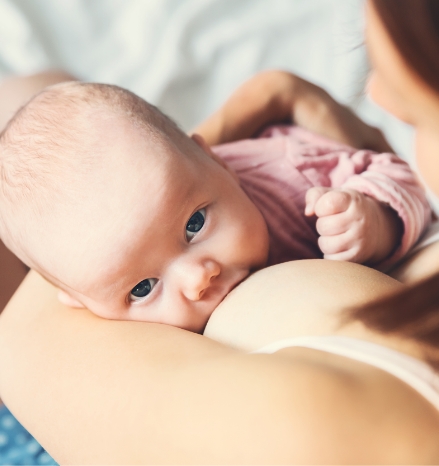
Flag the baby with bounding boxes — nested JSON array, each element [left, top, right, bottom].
[[0, 81, 431, 332]]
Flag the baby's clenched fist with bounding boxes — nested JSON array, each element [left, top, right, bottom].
[[305, 187, 402, 264]]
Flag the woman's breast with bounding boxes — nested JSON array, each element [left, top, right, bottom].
[[204, 259, 402, 352]]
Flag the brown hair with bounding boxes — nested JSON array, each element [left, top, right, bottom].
[[371, 0, 439, 95], [351, 271, 439, 368], [352, 0, 439, 365]]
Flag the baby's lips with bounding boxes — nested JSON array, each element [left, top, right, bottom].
[[205, 278, 238, 308], [202, 270, 249, 312]]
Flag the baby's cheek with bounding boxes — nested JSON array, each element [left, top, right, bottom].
[[247, 217, 269, 266], [223, 185, 269, 267]]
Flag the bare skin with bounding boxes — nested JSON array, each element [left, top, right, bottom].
[[0, 70, 74, 129], [194, 67, 432, 284], [0, 70, 76, 315], [194, 69, 406, 267], [193, 69, 393, 152], [1, 3, 439, 461], [390, 240, 439, 283], [0, 74, 407, 331], [1, 263, 439, 464], [0, 71, 76, 407]]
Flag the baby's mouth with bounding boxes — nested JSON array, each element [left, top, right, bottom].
[[200, 272, 250, 334], [228, 274, 248, 294], [199, 273, 244, 307], [216, 271, 249, 305]]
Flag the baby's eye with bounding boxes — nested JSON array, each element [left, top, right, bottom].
[[186, 208, 206, 241], [130, 278, 158, 302]]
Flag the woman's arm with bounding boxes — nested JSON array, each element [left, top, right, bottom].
[[0, 271, 340, 464], [0, 70, 75, 129], [390, 239, 439, 283], [0, 263, 425, 465], [193, 70, 393, 152], [0, 272, 310, 464]]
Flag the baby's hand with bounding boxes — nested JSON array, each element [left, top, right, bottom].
[[305, 187, 403, 264]]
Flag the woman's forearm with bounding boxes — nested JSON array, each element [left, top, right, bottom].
[[0, 70, 76, 129], [0, 262, 403, 464], [0, 272, 306, 464], [192, 70, 298, 145], [192, 70, 393, 153]]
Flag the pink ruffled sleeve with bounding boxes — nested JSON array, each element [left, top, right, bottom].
[[262, 125, 432, 269], [336, 149, 432, 269]]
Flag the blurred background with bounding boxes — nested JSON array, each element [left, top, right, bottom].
[[0, 0, 420, 464], [0, 0, 415, 158]]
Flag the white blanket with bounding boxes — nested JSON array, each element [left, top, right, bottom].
[[0, 0, 415, 162]]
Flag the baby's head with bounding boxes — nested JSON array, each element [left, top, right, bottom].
[[0, 82, 269, 332]]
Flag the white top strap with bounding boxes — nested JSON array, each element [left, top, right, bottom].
[[254, 335, 439, 411]]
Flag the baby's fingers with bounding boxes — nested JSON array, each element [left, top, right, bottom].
[[305, 187, 332, 216], [318, 231, 353, 256], [314, 190, 352, 217], [318, 231, 366, 263], [323, 249, 362, 263], [316, 212, 351, 236]]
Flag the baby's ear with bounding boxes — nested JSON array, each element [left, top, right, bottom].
[[58, 289, 85, 308], [191, 133, 240, 183]]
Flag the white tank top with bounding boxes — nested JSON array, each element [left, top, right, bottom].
[[254, 335, 439, 411]]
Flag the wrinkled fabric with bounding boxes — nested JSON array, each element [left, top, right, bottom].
[[213, 126, 431, 269]]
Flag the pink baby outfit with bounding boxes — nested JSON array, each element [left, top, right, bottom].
[[212, 126, 431, 269]]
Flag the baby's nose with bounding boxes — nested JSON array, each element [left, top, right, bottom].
[[179, 259, 221, 301]]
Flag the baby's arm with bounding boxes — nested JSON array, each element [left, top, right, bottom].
[[193, 70, 392, 152], [305, 150, 432, 268]]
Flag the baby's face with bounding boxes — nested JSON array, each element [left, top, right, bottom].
[[50, 120, 269, 332]]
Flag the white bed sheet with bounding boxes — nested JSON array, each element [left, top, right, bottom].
[[0, 0, 414, 154], [5, 0, 437, 211]]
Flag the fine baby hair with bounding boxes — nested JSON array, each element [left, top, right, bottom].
[[0, 81, 186, 271], [0, 80, 264, 333]]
